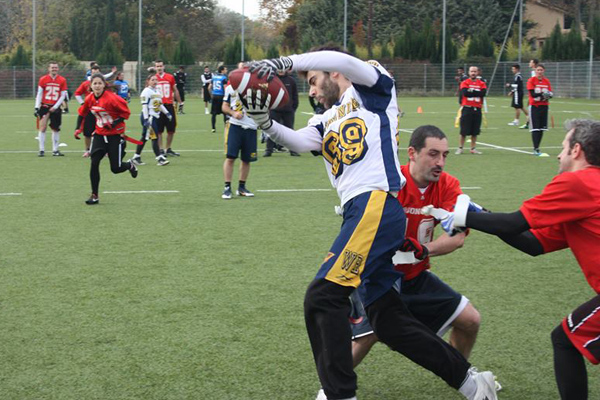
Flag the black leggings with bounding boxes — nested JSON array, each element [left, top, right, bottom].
[[552, 324, 588, 399], [89, 135, 131, 195]]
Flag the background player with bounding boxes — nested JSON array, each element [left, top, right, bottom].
[[506, 64, 528, 126], [350, 125, 482, 368], [34, 61, 69, 157], [264, 70, 300, 157], [220, 63, 257, 199], [201, 66, 212, 114], [242, 51, 497, 400], [113, 71, 131, 103], [443, 119, 600, 400], [73, 65, 101, 157], [154, 60, 182, 157], [456, 66, 486, 155], [132, 74, 172, 166], [78, 73, 138, 205], [209, 65, 228, 133], [527, 64, 553, 156], [174, 66, 187, 114]]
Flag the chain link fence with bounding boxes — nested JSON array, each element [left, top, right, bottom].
[[1, 61, 598, 100]]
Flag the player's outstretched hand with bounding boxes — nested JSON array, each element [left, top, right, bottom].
[[248, 57, 293, 82], [74, 128, 82, 140], [400, 237, 429, 261], [421, 205, 464, 237], [243, 89, 273, 130], [452, 194, 488, 227]]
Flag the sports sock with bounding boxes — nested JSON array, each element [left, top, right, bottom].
[[224, 181, 231, 189], [38, 131, 46, 152], [532, 130, 543, 150], [239, 180, 246, 188], [458, 372, 477, 399], [552, 325, 588, 399], [52, 131, 60, 152]]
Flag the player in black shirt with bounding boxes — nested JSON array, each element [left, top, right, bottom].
[[201, 66, 213, 115], [506, 64, 528, 126], [174, 66, 187, 114]]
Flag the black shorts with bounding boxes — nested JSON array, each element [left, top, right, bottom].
[[156, 104, 177, 134], [510, 92, 524, 109], [530, 105, 548, 131], [211, 95, 224, 115], [203, 86, 212, 102], [176, 85, 185, 102], [225, 122, 257, 162], [39, 105, 62, 131], [350, 271, 467, 339], [460, 106, 482, 136], [83, 113, 96, 137], [90, 134, 127, 160]]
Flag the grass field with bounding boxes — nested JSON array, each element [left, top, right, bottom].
[[1, 94, 599, 400]]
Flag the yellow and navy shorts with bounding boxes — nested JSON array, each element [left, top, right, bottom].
[[315, 190, 406, 307]]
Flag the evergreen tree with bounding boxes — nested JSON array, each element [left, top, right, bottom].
[[347, 39, 356, 56], [266, 44, 279, 59], [564, 28, 586, 60], [69, 16, 81, 59], [542, 23, 562, 61], [380, 42, 391, 59], [104, 0, 117, 35], [97, 35, 124, 66], [119, 11, 134, 60], [173, 37, 195, 65], [10, 45, 30, 66], [93, 19, 106, 59]]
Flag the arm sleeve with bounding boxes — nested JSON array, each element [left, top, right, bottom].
[[35, 87, 43, 108], [289, 51, 379, 87], [53, 90, 68, 109], [262, 121, 323, 153], [78, 98, 90, 117], [466, 210, 531, 236], [160, 104, 169, 115], [75, 95, 84, 104], [103, 71, 115, 80], [498, 231, 545, 256], [142, 104, 149, 120]]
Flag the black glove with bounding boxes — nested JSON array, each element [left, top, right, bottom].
[[34, 108, 39, 117], [400, 237, 429, 261], [248, 57, 293, 82]]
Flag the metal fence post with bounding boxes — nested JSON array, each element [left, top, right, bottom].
[[570, 62, 573, 98], [424, 64, 427, 93], [13, 66, 17, 99], [503, 63, 506, 96]]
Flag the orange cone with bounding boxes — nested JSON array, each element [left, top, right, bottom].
[[417, 106, 423, 114]]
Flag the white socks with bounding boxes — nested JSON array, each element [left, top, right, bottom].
[[38, 131, 46, 152], [52, 131, 60, 152], [459, 372, 477, 399]]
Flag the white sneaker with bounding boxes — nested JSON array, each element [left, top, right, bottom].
[[472, 370, 498, 400], [455, 148, 463, 155], [507, 120, 518, 126], [470, 148, 482, 155], [205, 108, 209, 115], [315, 389, 356, 400]]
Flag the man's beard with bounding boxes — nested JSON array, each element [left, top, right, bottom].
[[321, 78, 340, 109]]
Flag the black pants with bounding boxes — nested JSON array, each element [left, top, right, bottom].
[[304, 279, 471, 399], [266, 110, 295, 153], [89, 135, 132, 195], [552, 324, 588, 399]]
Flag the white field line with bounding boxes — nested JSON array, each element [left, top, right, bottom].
[[460, 187, 482, 190], [0, 149, 223, 154], [103, 190, 180, 194], [0, 192, 22, 196], [474, 140, 538, 155], [256, 189, 332, 193]]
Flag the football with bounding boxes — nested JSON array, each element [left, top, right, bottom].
[[228, 66, 289, 110]]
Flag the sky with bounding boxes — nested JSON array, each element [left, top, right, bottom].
[[216, 0, 261, 20]]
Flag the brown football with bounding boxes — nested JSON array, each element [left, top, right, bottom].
[[228, 66, 289, 110]]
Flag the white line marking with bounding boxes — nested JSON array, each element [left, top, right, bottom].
[[256, 189, 332, 193], [0, 192, 22, 196], [103, 190, 180, 194], [460, 187, 481, 190], [301, 111, 315, 115], [475, 141, 538, 155], [398, 129, 414, 133]]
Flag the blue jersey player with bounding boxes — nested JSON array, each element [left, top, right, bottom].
[[243, 49, 498, 400], [209, 65, 228, 133], [113, 72, 131, 102]]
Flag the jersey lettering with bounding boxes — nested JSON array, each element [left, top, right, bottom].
[[92, 110, 114, 127], [322, 117, 368, 178], [44, 86, 60, 102]]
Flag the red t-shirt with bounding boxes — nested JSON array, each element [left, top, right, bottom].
[[527, 76, 552, 106], [394, 164, 464, 280], [38, 74, 68, 106], [74, 80, 91, 97], [460, 78, 486, 108], [520, 167, 600, 293], [155, 73, 176, 104], [78, 90, 130, 135]]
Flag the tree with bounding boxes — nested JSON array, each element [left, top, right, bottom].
[[352, 20, 367, 47], [542, 23, 563, 61], [266, 44, 280, 58], [173, 37, 195, 65], [97, 35, 124, 66], [10, 45, 30, 66]]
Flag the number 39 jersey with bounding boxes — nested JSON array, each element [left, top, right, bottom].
[[309, 62, 404, 206], [394, 165, 464, 280], [78, 90, 131, 135]]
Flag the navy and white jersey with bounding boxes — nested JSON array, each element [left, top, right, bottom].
[[140, 87, 166, 118], [174, 71, 187, 87], [114, 79, 129, 100], [202, 72, 212, 87], [211, 74, 227, 96], [511, 73, 523, 95], [224, 85, 257, 130]]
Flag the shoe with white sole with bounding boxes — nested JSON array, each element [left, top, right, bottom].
[[470, 368, 498, 400], [315, 388, 356, 400]]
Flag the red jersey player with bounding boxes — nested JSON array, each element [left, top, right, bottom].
[[78, 73, 138, 205], [154, 60, 181, 157], [349, 126, 484, 373], [527, 64, 553, 155], [34, 61, 68, 157], [457, 66, 487, 155], [73, 65, 100, 157], [447, 119, 600, 400]]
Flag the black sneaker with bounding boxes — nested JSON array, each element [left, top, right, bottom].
[[236, 187, 254, 197], [222, 186, 232, 199], [52, 151, 64, 156], [263, 151, 272, 157], [290, 151, 301, 157], [156, 156, 170, 166], [128, 160, 138, 178], [38, 151, 45, 157], [166, 148, 180, 157], [85, 194, 99, 205], [131, 157, 145, 166]]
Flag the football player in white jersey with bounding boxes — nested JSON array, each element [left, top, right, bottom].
[[242, 49, 498, 400], [131, 74, 172, 166]]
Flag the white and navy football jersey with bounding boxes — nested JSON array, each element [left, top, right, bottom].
[[308, 61, 404, 206], [140, 87, 164, 118], [224, 85, 257, 130]]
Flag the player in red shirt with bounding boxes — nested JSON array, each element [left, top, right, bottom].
[[154, 60, 182, 157], [456, 66, 487, 155], [34, 61, 69, 157], [444, 119, 600, 400], [73, 65, 101, 158], [349, 126, 483, 370], [527, 64, 553, 156], [77, 74, 138, 205]]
